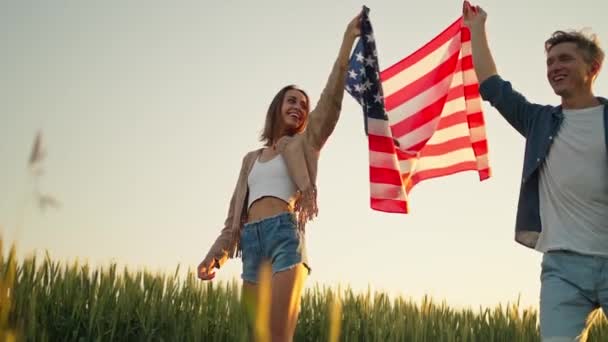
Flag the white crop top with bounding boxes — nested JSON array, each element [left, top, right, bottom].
[[247, 154, 297, 209]]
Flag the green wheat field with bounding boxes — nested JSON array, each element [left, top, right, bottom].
[[1, 237, 607, 342]]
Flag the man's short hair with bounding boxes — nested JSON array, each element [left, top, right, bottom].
[[545, 30, 604, 70]]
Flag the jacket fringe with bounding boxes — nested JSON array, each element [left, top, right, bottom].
[[294, 186, 318, 231]]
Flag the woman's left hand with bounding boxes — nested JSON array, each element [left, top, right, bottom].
[[344, 11, 362, 40]]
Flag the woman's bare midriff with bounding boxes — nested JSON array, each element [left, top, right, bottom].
[[247, 196, 294, 223]]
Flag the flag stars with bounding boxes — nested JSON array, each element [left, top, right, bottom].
[[345, 12, 389, 123], [355, 52, 364, 62], [365, 55, 375, 67], [374, 92, 383, 103]]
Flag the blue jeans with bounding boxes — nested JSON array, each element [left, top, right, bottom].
[[540, 250, 608, 341], [240, 212, 309, 284]]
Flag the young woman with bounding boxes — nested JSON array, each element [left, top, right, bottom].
[[198, 12, 361, 342]]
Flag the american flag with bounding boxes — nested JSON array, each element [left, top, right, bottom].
[[347, 6, 491, 213]]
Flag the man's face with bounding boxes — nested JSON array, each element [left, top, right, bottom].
[[546, 42, 594, 98]]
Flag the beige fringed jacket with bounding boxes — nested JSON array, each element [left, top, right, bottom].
[[204, 56, 349, 268]]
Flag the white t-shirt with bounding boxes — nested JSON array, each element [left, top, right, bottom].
[[536, 105, 608, 256]]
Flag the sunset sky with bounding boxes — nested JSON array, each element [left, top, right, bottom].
[[2, 0, 607, 309]]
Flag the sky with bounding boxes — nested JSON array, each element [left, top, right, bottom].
[[1, 0, 607, 310]]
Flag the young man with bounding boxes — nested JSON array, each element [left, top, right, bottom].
[[463, 2, 607, 341]]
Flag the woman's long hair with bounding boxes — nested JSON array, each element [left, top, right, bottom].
[[259, 85, 310, 147]]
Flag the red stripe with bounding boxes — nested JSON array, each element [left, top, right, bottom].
[[466, 111, 485, 128], [390, 94, 447, 138], [478, 167, 491, 181], [395, 148, 415, 160], [436, 110, 467, 130], [396, 58, 471, 104], [418, 136, 473, 157], [408, 161, 479, 188], [460, 55, 473, 71], [461, 25, 471, 42], [384, 50, 460, 111], [368, 134, 396, 153], [445, 84, 465, 102], [381, 17, 463, 81], [443, 62, 476, 100], [370, 198, 408, 213], [401, 138, 430, 154], [454, 55, 473, 73], [368, 133, 418, 159], [370, 167, 403, 186], [471, 139, 488, 156], [391, 105, 470, 149], [464, 84, 479, 98]]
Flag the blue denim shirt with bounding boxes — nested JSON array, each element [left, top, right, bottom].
[[478, 75, 608, 249]]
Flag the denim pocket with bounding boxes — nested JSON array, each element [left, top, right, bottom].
[[273, 219, 299, 240], [240, 228, 259, 262]]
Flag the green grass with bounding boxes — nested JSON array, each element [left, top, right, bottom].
[[2, 239, 607, 341]]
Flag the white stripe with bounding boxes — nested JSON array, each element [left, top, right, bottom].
[[469, 126, 487, 143], [426, 122, 471, 145], [443, 62, 476, 87], [466, 97, 482, 113], [382, 35, 460, 97], [393, 116, 442, 151], [369, 150, 402, 170], [387, 72, 456, 124], [442, 97, 466, 117], [476, 154, 490, 169], [370, 183, 407, 201], [392, 97, 468, 150], [449, 70, 464, 88], [462, 69, 478, 86], [398, 157, 414, 174], [412, 148, 476, 173], [366, 117, 392, 137], [461, 41, 471, 57]]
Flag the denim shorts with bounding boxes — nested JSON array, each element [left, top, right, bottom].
[[240, 212, 310, 284], [540, 250, 608, 341]]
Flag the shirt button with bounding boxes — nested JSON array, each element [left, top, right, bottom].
[[548, 136, 553, 140], [537, 158, 541, 163]]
